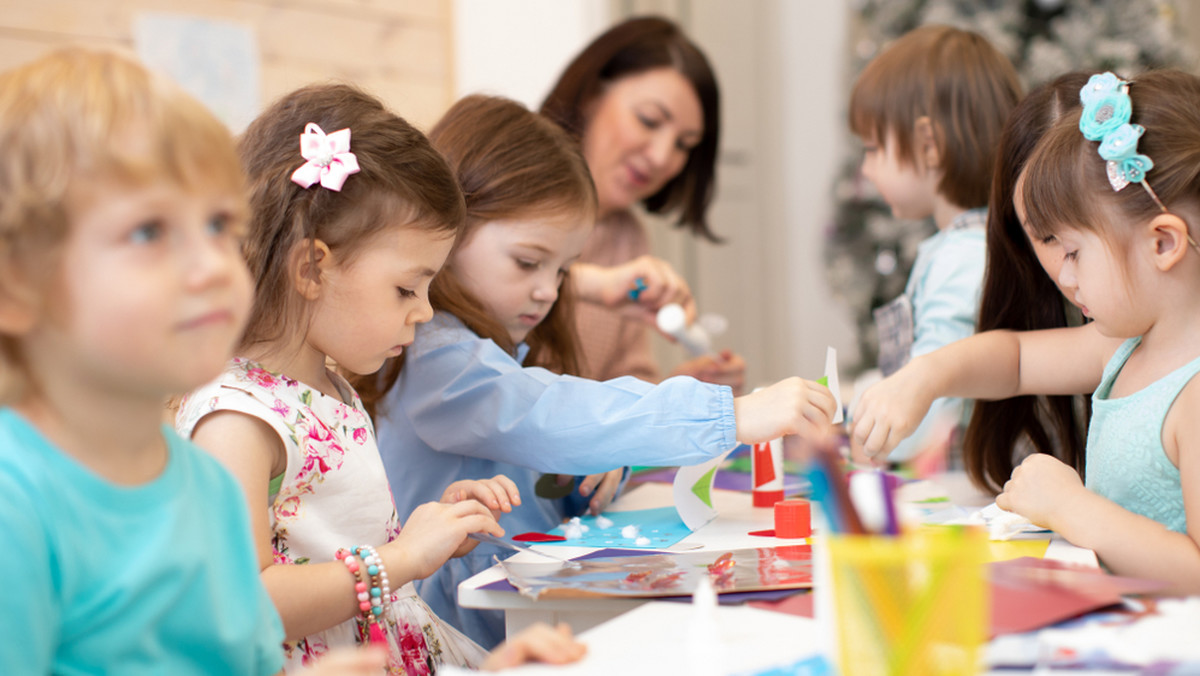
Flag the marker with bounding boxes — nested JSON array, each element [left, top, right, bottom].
[[656, 303, 714, 357]]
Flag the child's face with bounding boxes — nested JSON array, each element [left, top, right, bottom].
[[1053, 225, 1144, 337], [1013, 175, 1080, 307], [859, 132, 938, 221], [450, 213, 591, 344], [38, 177, 252, 398], [307, 225, 454, 376]]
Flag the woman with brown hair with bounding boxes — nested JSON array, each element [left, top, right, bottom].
[[541, 16, 746, 392]]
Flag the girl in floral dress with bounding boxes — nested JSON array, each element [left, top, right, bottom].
[[178, 84, 581, 674]]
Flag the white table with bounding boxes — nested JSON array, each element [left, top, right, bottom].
[[457, 479, 1091, 638]]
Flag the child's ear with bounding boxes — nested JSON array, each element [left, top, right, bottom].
[[913, 116, 941, 171], [290, 238, 333, 301], [1148, 213, 1192, 272]]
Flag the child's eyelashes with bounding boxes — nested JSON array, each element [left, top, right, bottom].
[[396, 286, 417, 299], [515, 258, 540, 271], [1040, 235, 1058, 245]]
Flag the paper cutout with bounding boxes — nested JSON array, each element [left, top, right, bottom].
[[692, 465, 718, 506], [538, 507, 690, 549], [824, 346, 843, 425], [512, 532, 566, 543], [498, 545, 813, 599], [674, 448, 734, 530]]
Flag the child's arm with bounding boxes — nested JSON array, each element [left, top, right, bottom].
[[480, 622, 587, 670], [999, 374, 1200, 594], [193, 411, 504, 641], [851, 324, 1119, 460]]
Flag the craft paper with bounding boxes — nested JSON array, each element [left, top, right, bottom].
[[498, 545, 813, 600], [673, 448, 735, 530], [538, 507, 690, 549], [824, 346, 844, 424]]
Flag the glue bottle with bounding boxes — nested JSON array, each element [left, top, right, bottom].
[[656, 303, 714, 357]]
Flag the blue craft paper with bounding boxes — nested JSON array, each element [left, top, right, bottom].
[[540, 506, 690, 549]]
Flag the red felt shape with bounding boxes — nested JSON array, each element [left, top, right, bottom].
[[512, 532, 567, 543]]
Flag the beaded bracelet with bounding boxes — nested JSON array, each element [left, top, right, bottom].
[[335, 547, 388, 645]]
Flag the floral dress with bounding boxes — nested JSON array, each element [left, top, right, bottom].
[[178, 358, 487, 675]]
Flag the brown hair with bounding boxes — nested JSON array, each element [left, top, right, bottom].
[[357, 95, 597, 415], [1022, 70, 1200, 251], [964, 73, 1092, 494], [849, 24, 1022, 210], [0, 47, 244, 404], [540, 16, 720, 241], [238, 83, 464, 356]]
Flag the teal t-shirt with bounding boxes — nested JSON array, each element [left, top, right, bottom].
[[0, 408, 284, 675]]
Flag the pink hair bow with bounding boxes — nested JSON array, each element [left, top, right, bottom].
[[290, 123, 360, 191]]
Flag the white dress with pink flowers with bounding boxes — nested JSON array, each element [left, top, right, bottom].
[[178, 358, 486, 675]]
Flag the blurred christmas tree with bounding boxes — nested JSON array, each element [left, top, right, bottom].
[[825, 0, 1195, 374]]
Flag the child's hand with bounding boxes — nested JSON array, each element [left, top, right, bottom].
[[733, 376, 837, 444], [578, 468, 624, 515], [296, 646, 388, 675], [481, 622, 586, 670], [573, 256, 695, 322], [442, 475, 521, 518], [849, 362, 936, 462], [995, 453, 1086, 531], [672, 349, 747, 395], [386, 500, 504, 582]]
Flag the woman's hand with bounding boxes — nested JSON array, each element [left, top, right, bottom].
[[572, 255, 695, 323], [671, 349, 746, 395]]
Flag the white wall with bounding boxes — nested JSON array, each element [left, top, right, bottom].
[[452, 0, 858, 387], [453, 0, 611, 108]]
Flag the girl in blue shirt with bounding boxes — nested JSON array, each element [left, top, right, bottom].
[[364, 95, 837, 648], [852, 70, 1200, 595]]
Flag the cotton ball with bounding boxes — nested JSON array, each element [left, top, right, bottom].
[[621, 525, 640, 539], [563, 522, 584, 540], [634, 536, 651, 546], [594, 515, 614, 530]]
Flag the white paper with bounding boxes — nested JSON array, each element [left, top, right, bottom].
[[672, 448, 734, 531], [824, 346, 843, 425]]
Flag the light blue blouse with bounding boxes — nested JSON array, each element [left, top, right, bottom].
[[376, 312, 738, 648], [889, 209, 987, 461], [1086, 337, 1199, 533]]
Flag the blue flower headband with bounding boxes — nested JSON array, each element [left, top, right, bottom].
[[1079, 72, 1166, 211], [1080, 73, 1200, 253]]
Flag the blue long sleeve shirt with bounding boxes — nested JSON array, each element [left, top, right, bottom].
[[375, 312, 737, 647]]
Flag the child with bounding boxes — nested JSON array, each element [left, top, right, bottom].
[[962, 72, 1092, 494], [849, 24, 1022, 462], [178, 84, 583, 672], [0, 47, 284, 673], [365, 95, 838, 648], [852, 70, 1200, 594]]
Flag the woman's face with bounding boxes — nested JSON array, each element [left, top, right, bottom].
[[581, 67, 703, 216]]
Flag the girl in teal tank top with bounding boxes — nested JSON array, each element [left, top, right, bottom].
[[849, 70, 1200, 595]]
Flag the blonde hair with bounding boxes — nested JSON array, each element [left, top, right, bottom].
[[0, 46, 245, 404], [849, 24, 1022, 209]]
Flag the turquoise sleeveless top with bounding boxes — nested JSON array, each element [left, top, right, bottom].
[[1086, 337, 1200, 533]]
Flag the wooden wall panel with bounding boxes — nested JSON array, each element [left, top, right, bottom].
[[0, 0, 454, 129]]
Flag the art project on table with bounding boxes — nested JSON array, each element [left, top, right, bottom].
[[534, 506, 692, 549], [498, 545, 813, 599]]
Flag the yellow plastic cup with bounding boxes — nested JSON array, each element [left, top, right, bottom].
[[826, 527, 988, 675]]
